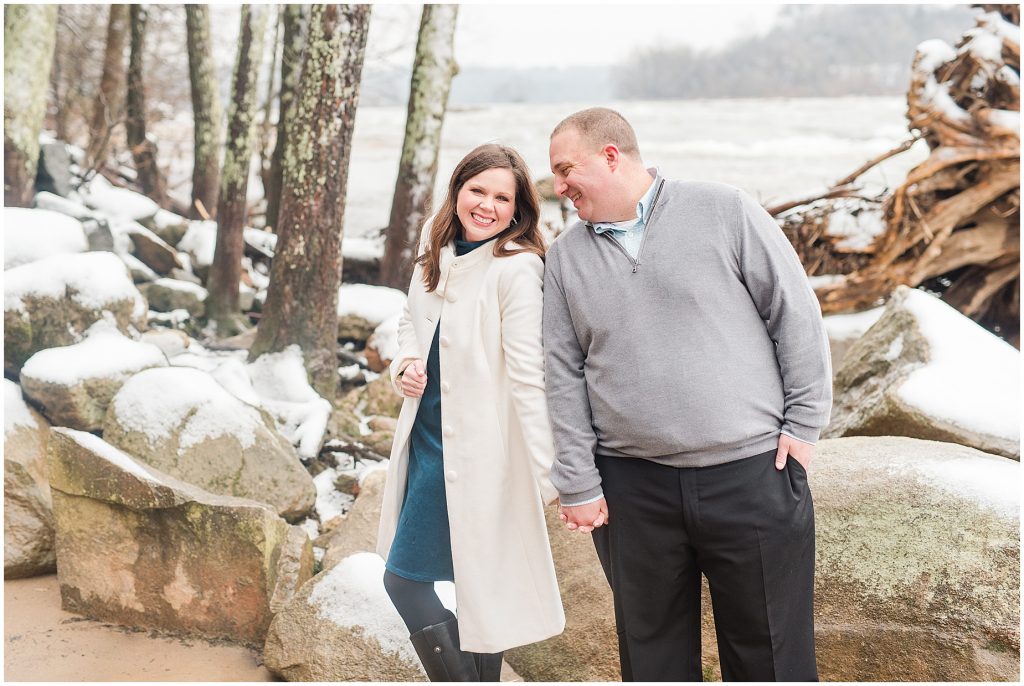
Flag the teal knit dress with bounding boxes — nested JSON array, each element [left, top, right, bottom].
[[385, 235, 496, 582]]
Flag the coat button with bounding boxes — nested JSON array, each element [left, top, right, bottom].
[[442, 425, 454, 437], [445, 470, 458, 482], [439, 336, 450, 348], [446, 291, 458, 303], [441, 381, 450, 393]]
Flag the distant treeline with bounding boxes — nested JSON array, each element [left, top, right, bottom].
[[613, 4, 976, 99]]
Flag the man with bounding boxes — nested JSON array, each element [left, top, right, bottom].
[[543, 107, 832, 682]]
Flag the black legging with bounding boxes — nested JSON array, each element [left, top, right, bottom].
[[383, 569, 455, 634]]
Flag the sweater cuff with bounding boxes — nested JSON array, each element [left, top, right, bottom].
[[558, 484, 604, 507], [780, 421, 821, 445]]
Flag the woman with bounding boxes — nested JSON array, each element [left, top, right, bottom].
[[377, 144, 565, 681]]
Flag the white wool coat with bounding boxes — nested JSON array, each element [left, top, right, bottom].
[[376, 231, 565, 653]]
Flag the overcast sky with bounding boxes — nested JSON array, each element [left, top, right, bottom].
[[366, 3, 784, 70]]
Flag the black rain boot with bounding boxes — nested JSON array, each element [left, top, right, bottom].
[[409, 616, 480, 681], [473, 651, 504, 682]]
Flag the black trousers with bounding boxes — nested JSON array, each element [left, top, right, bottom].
[[591, 449, 817, 682]]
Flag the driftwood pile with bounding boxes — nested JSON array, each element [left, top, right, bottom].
[[776, 5, 1020, 346]]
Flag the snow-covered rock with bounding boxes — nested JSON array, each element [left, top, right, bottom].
[[507, 436, 1020, 682], [364, 312, 401, 373], [337, 284, 406, 341], [139, 278, 208, 317], [3, 207, 88, 269], [822, 306, 885, 374], [20, 324, 168, 431], [102, 366, 316, 520], [124, 222, 184, 274], [825, 286, 1019, 458], [78, 174, 159, 221], [3, 379, 55, 579], [139, 328, 191, 358], [47, 427, 308, 642], [320, 468, 387, 571], [176, 219, 218, 269], [141, 208, 190, 247], [262, 551, 426, 681], [4, 252, 148, 376], [120, 253, 160, 283]]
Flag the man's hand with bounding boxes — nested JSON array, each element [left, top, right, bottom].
[[400, 360, 427, 398], [775, 433, 815, 471], [558, 498, 609, 533]]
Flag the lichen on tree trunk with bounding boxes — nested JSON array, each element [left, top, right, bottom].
[[250, 4, 371, 401], [206, 4, 270, 337], [185, 4, 224, 220], [3, 4, 59, 207], [379, 4, 459, 290]]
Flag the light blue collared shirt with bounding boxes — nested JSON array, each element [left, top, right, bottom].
[[587, 175, 658, 259]]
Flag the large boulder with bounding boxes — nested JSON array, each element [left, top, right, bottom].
[[822, 306, 884, 375], [102, 366, 316, 520], [47, 427, 306, 643], [826, 286, 1019, 459], [263, 552, 425, 681], [33, 191, 118, 253], [4, 251, 148, 376], [139, 278, 208, 317], [3, 380, 55, 578], [320, 468, 388, 571], [20, 324, 168, 431], [126, 225, 184, 275], [3, 207, 87, 269], [507, 437, 1019, 682]]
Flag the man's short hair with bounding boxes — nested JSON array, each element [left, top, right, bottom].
[[551, 107, 641, 160]]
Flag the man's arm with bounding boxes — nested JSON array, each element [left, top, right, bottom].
[[542, 249, 607, 528], [733, 189, 833, 464]]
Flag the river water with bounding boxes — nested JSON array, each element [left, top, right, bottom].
[[343, 95, 929, 243]]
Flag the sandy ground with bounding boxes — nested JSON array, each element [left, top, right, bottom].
[[5, 574, 523, 682], [4, 574, 274, 682]]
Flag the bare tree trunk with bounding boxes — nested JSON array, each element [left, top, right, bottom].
[[250, 4, 371, 400], [185, 4, 223, 219], [264, 4, 308, 232], [126, 4, 169, 207], [206, 4, 270, 336], [379, 4, 459, 290], [257, 5, 282, 213], [4, 4, 58, 207], [86, 4, 129, 168]]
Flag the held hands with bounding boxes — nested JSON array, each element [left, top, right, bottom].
[[775, 433, 815, 471], [558, 497, 609, 534], [400, 360, 427, 398]]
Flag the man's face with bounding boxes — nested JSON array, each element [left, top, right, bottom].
[[549, 128, 615, 223]]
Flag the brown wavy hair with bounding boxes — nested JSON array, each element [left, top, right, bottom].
[[416, 143, 545, 292]]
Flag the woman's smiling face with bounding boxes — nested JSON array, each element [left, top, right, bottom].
[[455, 167, 517, 242]]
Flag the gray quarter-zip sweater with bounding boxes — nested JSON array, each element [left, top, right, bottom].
[[542, 176, 832, 504]]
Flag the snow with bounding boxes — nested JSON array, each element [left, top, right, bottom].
[[915, 39, 957, 74], [977, 11, 1020, 45], [343, 236, 385, 261], [110, 366, 265, 452], [808, 274, 846, 290], [4, 252, 145, 316], [245, 346, 331, 459], [370, 313, 402, 362], [177, 220, 218, 267], [902, 451, 1018, 519], [896, 289, 1019, 442], [79, 174, 159, 221], [62, 428, 163, 486], [152, 209, 189, 232], [4, 379, 38, 434], [307, 552, 425, 673], [20, 322, 168, 385], [121, 253, 160, 281], [152, 277, 208, 299], [826, 205, 885, 251], [3, 207, 88, 269], [313, 467, 354, 523], [963, 29, 1004, 63], [243, 228, 277, 255], [823, 307, 884, 342], [337, 284, 407, 326], [987, 108, 1020, 132], [300, 517, 320, 540]]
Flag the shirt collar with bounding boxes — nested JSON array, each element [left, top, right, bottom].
[[589, 169, 659, 234]]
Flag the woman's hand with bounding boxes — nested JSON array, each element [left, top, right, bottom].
[[400, 360, 427, 398]]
